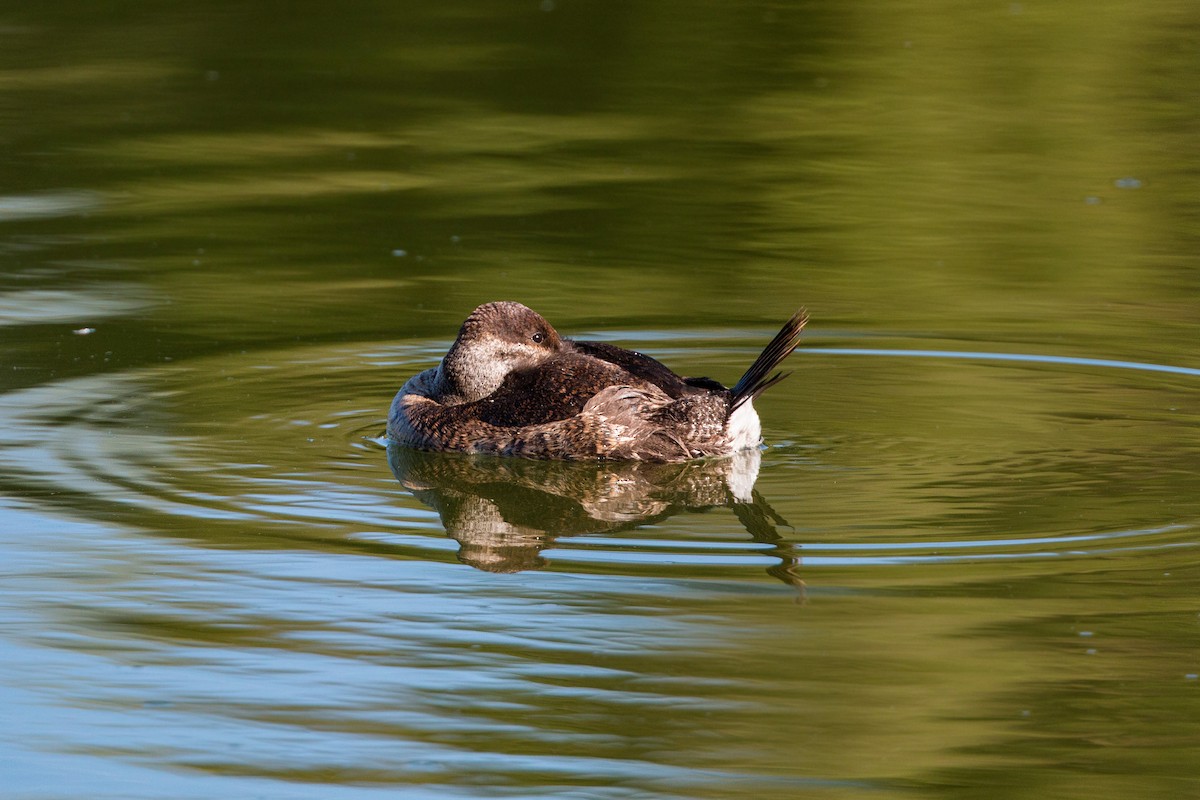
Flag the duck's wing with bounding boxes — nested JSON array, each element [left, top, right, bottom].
[[471, 353, 631, 427]]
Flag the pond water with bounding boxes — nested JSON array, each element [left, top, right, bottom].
[[3, 2, 1200, 798]]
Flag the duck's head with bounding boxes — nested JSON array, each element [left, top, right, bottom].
[[437, 301, 563, 403]]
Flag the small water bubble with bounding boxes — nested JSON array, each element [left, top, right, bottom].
[[72, 327, 95, 335], [1079, 630, 1094, 637], [1186, 673, 1198, 681], [1114, 177, 1143, 189], [1086, 648, 1097, 655], [450, 235, 461, 244], [391, 249, 407, 257], [1084, 195, 1102, 205]]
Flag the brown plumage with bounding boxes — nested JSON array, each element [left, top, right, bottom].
[[387, 302, 808, 462]]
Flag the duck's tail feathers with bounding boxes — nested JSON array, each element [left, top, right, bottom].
[[729, 309, 808, 413]]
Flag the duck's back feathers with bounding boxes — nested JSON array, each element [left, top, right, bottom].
[[570, 340, 697, 399]]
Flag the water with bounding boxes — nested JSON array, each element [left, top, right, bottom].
[[3, 2, 1200, 798]]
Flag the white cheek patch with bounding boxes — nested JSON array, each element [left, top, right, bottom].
[[440, 336, 550, 403]]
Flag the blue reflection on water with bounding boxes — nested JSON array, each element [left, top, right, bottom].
[[811, 348, 1200, 377]]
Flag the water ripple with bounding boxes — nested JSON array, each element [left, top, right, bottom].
[[1, 335, 1197, 582], [812, 347, 1200, 377]]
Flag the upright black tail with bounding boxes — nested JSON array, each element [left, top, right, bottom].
[[729, 309, 808, 412]]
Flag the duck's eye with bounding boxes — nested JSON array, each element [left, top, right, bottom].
[[531, 332, 545, 344]]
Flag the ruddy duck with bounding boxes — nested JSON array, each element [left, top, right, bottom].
[[387, 302, 807, 462]]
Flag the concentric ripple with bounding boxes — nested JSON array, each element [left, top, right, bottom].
[[1, 331, 1197, 583]]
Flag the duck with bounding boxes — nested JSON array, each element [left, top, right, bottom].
[[387, 302, 808, 462]]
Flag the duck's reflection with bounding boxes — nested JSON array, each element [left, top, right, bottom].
[[387, 445, 800, 587]]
